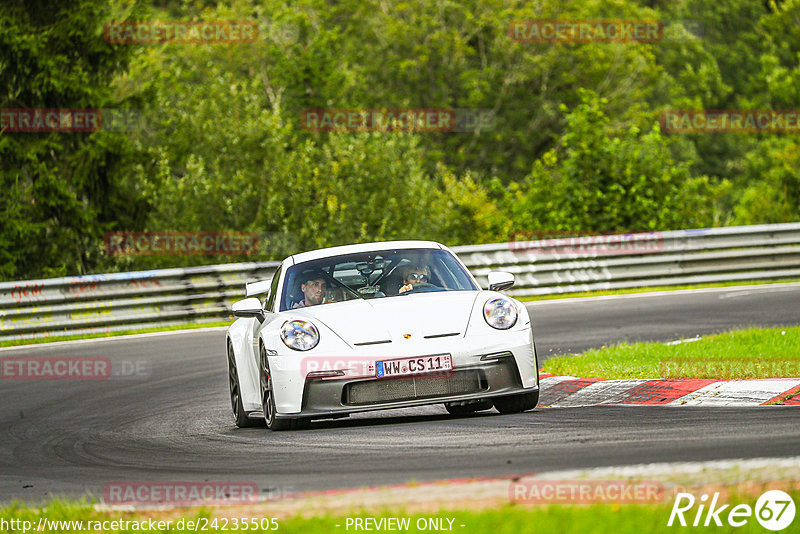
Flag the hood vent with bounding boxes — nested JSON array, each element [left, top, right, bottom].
[[423, 332, 461, 339]]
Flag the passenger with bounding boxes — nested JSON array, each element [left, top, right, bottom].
[[398, 263, 431, 294]]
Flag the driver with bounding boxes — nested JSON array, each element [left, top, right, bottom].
[[398, 263, 431, 294], [293, 270, 328, 308]]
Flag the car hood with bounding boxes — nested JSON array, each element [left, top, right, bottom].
[[298, 291, 481, 346]]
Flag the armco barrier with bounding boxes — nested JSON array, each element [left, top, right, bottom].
[[457, 223, 800, 297], [1, 223, 798, 341], [0, 263, 279, 341]]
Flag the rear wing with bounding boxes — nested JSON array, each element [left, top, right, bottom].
[[245, 279, 272, 298]]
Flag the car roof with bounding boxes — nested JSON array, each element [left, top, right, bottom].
[[288, 240, 444, 265]]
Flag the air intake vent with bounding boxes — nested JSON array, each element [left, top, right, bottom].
[[344, 370, 485, 405]]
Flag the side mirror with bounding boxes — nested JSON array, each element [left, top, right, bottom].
[[245, 279, 272, 298], [487, 271, 515, 292], [232, 297, 266, 321]]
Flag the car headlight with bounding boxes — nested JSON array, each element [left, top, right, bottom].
[[483, 297, 518, 329], [280, 320, 320, 351]]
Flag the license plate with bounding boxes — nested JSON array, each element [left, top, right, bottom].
[[375, 354, 452, 378]]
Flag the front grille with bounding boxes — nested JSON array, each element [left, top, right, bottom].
[[344, 370, 486, 405]]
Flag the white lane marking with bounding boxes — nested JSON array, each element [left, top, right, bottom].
[[525, 281, 800, 306], [670, 379, 800, 406], [718, 285, 800, 299], [0, 326, 228, 352]]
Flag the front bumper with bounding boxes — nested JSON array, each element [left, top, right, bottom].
[[268, 327, 539, 418], [294, 352, 530, 419]]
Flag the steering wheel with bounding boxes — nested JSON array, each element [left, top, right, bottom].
[[401, 282, 441, 294]]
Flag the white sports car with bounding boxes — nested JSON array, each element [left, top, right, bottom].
[[226, 241, 539, 430]]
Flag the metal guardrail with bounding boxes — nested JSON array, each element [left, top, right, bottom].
[[456, 223, 800, 296], [1, 223, 799, 341], [0, 262, 280, 341]]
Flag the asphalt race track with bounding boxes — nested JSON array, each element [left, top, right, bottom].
[[528, 282, 800, 356], [1, 284, 799, 503]]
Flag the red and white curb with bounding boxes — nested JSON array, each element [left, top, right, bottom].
[[538, 373, 800, 406]]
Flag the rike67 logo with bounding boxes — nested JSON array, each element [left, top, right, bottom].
[[668, 490, 795, 530]]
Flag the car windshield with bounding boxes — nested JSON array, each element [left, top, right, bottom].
[[279, 248, 478, 311]]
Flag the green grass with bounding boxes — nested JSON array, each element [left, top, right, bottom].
[[0, 321, 230, 348], [543, 326, 800, 380], [2, 493, 795, 534], [520, 278, 800, 301]]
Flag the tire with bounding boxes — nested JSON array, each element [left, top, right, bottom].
[[445, 399, 493, 415], [492, 389, 539, 414], [228, 341, 258, 428], [259, 344, 293, 431]]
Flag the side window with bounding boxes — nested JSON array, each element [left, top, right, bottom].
[[265, 266, 282, 312]]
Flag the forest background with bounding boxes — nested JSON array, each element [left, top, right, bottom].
[[1, 0, 799, 280]]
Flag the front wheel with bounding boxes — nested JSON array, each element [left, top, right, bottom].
[[260, 344, 293, 431], [228, 341, 258, 428], [493, 389, 539, 414]]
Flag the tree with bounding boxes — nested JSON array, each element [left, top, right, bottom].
[[507, 89, 712, 233], [0, 0, 148, 279]]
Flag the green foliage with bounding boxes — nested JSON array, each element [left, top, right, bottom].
[[0, 0, 148, 279], [432, 165, 512, 245], [2, 0, 800, 280], [732, 138, 800, 225], [506, 90, 712, 233]]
